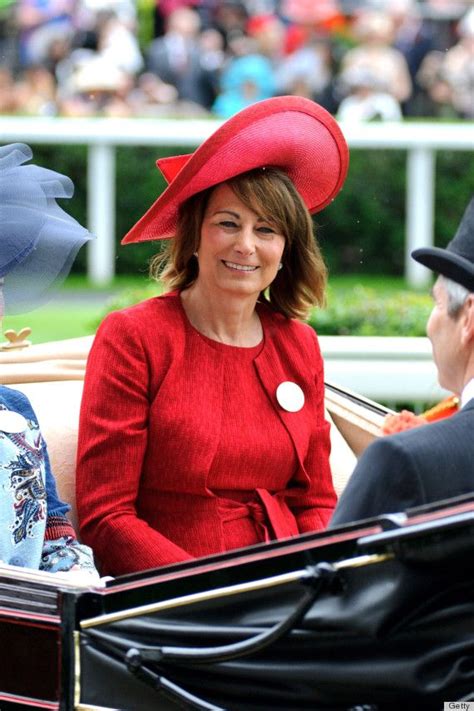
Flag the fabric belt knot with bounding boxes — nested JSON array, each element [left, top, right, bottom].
[[218, 498, 271, 542], [217, 488, 299, 542]]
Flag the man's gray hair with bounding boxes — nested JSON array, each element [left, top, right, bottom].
[[438, 274, 471, 317]]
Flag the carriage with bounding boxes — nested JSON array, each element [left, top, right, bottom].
[[1, 337, 472, 710]]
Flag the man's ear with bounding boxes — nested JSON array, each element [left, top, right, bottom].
[[461, 294, 474, 346]]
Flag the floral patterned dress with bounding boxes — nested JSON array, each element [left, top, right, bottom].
[[0, 386, 96, 573]]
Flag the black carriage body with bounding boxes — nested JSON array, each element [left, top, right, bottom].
[[0, 572, 73, 710], [0, 511, 367, 710], [1, 496, 474, 710]]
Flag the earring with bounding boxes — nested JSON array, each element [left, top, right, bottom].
[[278, 263, 283, 271], [194, 251, 198, 258]]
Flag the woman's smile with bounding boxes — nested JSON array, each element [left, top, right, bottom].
[[222, 260, 259, 273]]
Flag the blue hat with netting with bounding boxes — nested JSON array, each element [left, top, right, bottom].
[[0, 143, 94, 314]]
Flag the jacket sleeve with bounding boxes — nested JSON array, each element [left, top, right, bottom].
[[329, 436, 425, 527], [76, 310, 193, 576], [287, 329, 337, 532], [5, 387, 72, 522]]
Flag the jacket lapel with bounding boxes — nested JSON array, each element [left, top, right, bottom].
[[254, 338, 312, 479]]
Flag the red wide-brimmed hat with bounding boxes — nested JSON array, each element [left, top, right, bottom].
[[122, 96, 349, 244]]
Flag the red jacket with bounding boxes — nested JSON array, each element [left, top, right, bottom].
[[76, 292, 336, 575]]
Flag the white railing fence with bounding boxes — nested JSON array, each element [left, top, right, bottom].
[[0, 116, 472, 286], [320, 335, 446, 407]]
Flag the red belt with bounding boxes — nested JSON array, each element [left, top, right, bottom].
[[217, 488, 299, 542]]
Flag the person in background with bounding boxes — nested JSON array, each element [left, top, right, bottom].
[[275, 31, 333, 106], [331, 196, 474, 526], [0, 67, 19, 114], [415, 7, 474, 119], [336, 65, 402, 122], [338, 9, 412, 110], [387, 0, 436, 116], [76, 96, 349, 576], [13, 64, 58, 116], [146, 6, 217, 111], [434, 7, 474, 119], [15, 0, 76, 68], [0, 142, 98, 580], [57, 54, 134, 117], [211, 51, 276, 118]]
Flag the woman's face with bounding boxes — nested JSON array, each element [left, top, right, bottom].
[[195, 183, 285, 300]]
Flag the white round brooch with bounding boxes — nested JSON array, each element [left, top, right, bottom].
[[276, 381, 305, 413]]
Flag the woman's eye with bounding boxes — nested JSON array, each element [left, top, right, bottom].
[[257, 226, 276, 236], [219, 220, 238, 228]]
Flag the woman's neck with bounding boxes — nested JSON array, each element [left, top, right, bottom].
[[180, 284, 263, 347]]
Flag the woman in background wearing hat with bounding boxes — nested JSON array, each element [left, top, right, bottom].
[[0, 143, 98, 581], [76, 96, 349, 576]]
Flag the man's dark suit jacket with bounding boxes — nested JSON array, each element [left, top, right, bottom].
[[330, 399, 474, 527]]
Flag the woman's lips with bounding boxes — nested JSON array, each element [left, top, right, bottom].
[[222, 260, 258, 272]]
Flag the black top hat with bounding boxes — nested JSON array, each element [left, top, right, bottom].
[[412, 196, 474, 292]]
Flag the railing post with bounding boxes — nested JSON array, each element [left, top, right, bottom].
[[405, 147, 435, 289], [87, 143, 116, 285]]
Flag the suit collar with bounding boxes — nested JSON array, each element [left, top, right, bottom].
[[462, 397, 474, 412], [461, 377, 474, 409]]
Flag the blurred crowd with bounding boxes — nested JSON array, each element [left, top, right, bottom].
[[0, 0, 472, 121]]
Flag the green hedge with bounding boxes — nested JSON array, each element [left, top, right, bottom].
[[310, 286, 432, 336], [28, 138, 472, 276], [97, 282, 432, 337]]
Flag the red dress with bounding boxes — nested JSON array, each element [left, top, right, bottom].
[[76, 292, 336, 575]]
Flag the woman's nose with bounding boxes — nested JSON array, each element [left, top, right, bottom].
[[234, 226, 255, 254]]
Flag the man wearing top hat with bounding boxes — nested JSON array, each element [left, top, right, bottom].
[[331, 196, 474, 526]]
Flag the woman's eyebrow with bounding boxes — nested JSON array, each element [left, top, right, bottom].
[[212, 209, 240, 218], [212, 209, 271, 222]]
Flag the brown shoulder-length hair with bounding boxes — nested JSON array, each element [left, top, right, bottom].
[[149, 167, 327, 320]]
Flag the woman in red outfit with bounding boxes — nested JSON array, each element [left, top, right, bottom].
[[76, 96, 349, 576]]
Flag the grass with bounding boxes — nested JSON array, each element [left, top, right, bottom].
[[4, 305, 102, 344], [1, 273, 431, 345], [59, 273, 150, 291], [2, 275, 155, 344]]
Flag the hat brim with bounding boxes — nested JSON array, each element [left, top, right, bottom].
[[412, 247, 474, 292], [122, 96, 349, 244]]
